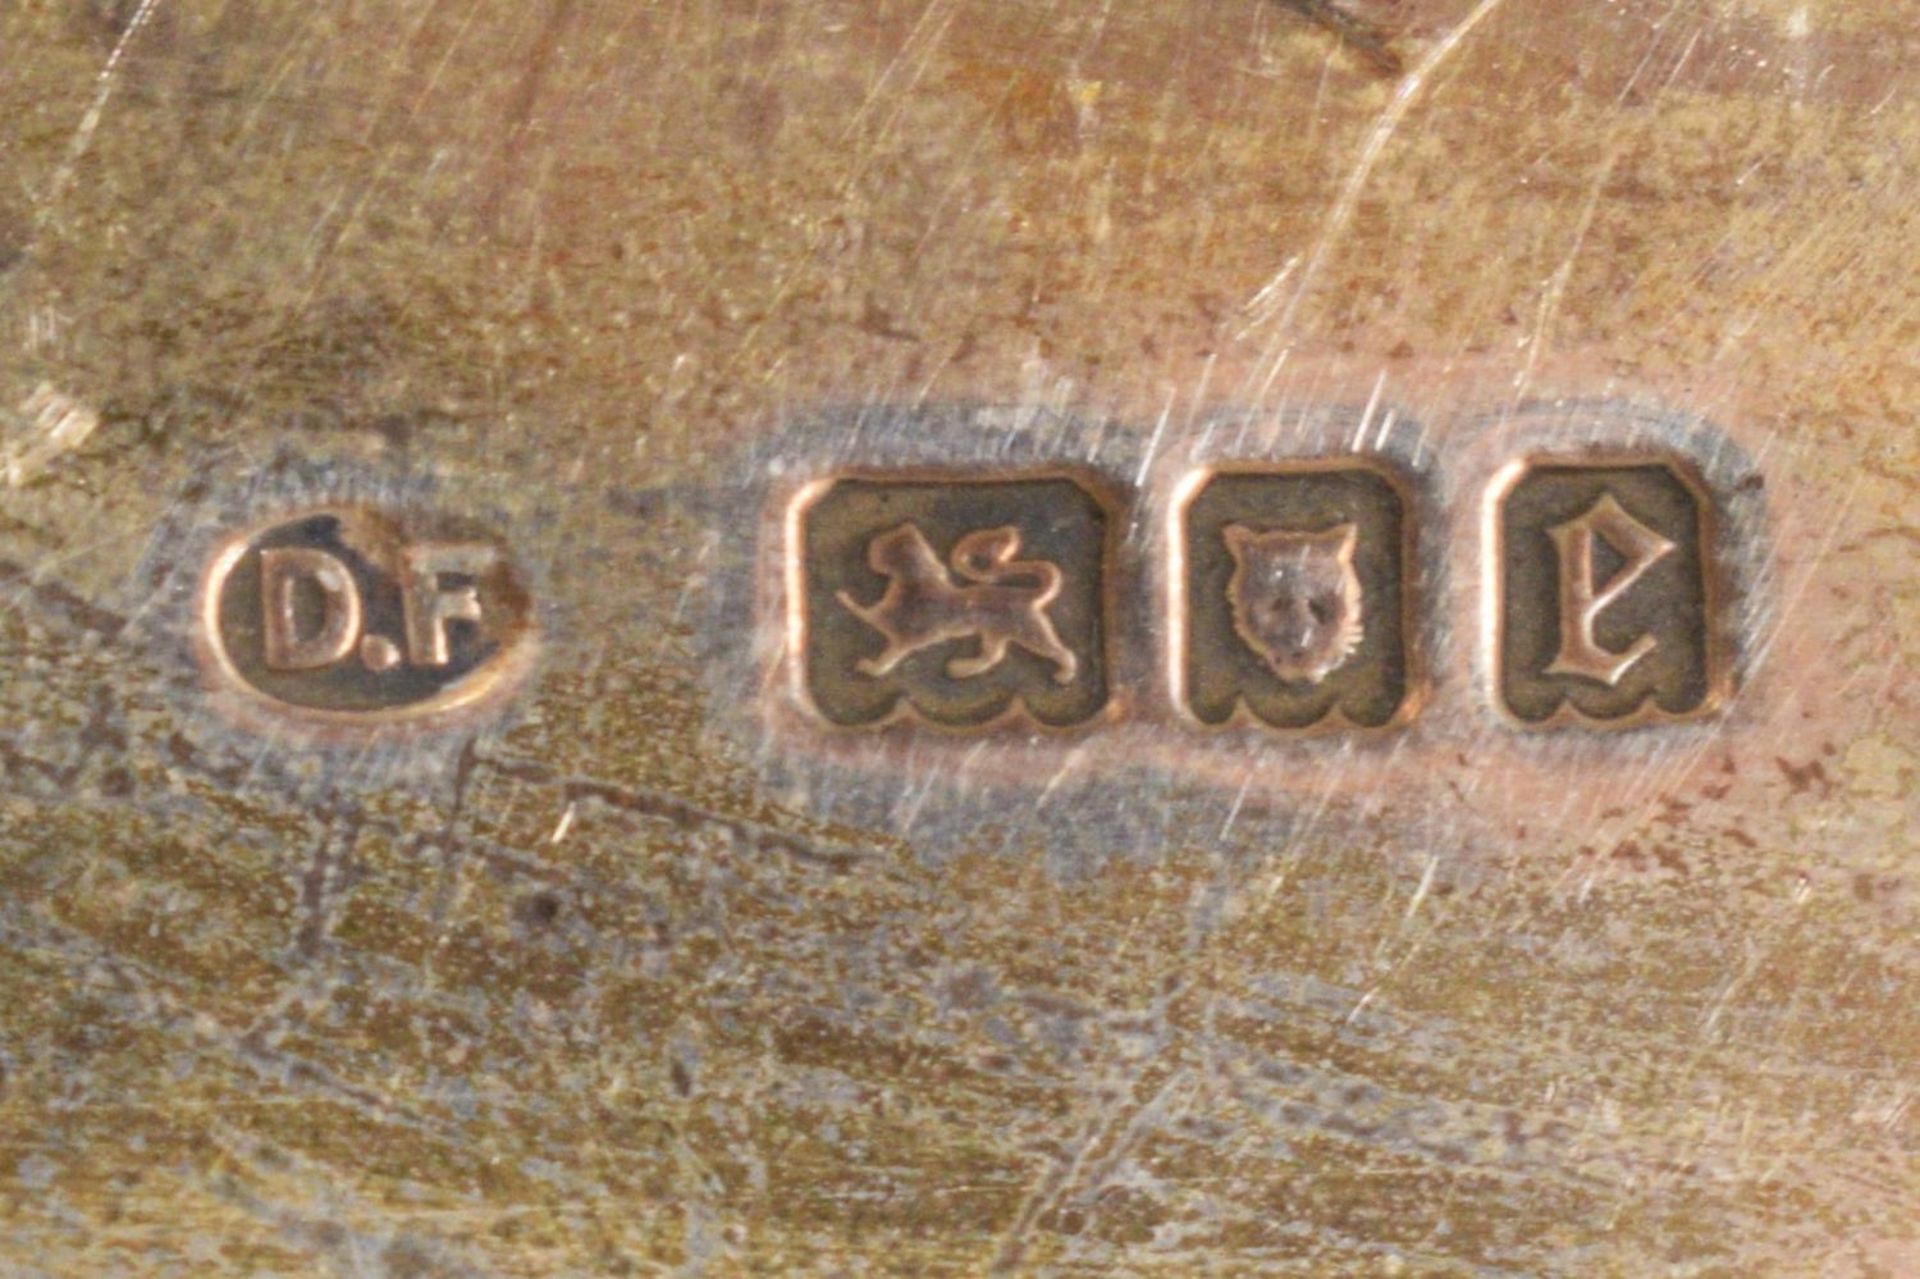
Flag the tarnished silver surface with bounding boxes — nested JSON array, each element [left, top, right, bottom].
[[1, 2, 1914, 1274]]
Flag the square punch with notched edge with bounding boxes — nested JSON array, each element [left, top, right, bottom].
[[787, 471, 1116, 730], [1171, 459, 1423, 733], [1489, 454, 1729, 728]]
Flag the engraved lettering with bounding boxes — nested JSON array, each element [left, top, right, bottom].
[[259, 547, 363, 671], [1544, 494, 1674, 686]]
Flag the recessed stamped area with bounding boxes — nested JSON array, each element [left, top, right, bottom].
[[787, 472, 1116, 730], [197, 506, 537, 731], [775, 444, 1739, 740], [1172, 460, 1422, 733], [1488, 456, 1728, 728]]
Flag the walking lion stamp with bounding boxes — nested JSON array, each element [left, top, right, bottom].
[[834, 524, 1081, 685], [786, 471, 1114, 730]]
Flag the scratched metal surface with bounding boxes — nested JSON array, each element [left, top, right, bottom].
[[1, 1, 1915, 1274]]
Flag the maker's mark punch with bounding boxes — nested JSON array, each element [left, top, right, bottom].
[[197, 507, 536, 731]]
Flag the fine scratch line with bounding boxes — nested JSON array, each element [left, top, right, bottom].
[[1275, 0, 1405, 77], [1244, 0, 1510, 373], [37, 0, 167, 230]]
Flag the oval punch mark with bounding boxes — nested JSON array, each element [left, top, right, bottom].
[[195, 506, 537, 733]]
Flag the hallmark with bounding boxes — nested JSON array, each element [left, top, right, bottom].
[[772, 435, 1739, 739], [1171, 460, 1422, 732], [787, 472, 1114, 730], [196, 506, 536, 729], [1488, 455, 1727, 727]]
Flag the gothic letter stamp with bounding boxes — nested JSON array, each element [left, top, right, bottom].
[[1489, 455, 1727, 727]]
